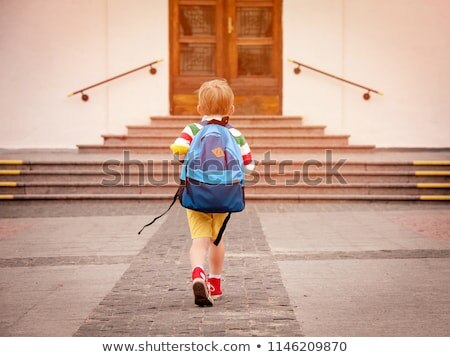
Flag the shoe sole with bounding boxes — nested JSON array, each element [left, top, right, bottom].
[[192, 279, 214, 307], [211, 293, 222, 300]]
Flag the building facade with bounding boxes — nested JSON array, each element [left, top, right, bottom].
[[1, 0, 449, 148]]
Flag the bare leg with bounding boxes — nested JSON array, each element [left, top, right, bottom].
[[190, 237, 210, 270], [209, 239, 224, 275]]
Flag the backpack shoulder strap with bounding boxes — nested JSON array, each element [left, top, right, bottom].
[[138, 185, 184, 235], [213, 212, 232, 246]]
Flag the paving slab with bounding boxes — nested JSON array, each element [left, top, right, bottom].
[[0, 215, 165, 336], [259, 210, 450, 253], [259, 205, 450, 336], [278, 259, 450, 336], [0, 265, 128, 336], [0, 215, 166, 258]]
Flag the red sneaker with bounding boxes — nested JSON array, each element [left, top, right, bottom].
[[207, 277, 222, 300], [191, 267, 214, 307]]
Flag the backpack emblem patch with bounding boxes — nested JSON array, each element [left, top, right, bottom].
[[211, 147, 225, 158]]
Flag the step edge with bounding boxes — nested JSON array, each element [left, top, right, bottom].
[[6, 182, 450, 188], [6, 170, 450, 176], [78, 144, 375, 149], [5, 161, 450, 166], [127, 125, 325, 129], [4, 194, 450, 201], [102, 134, 350, 139]]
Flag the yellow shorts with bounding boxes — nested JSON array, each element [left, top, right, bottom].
[[186, 209, 229, 240]]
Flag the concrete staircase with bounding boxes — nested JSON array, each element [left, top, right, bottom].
[[78, 116, 375, 154], [1, 115, 450, 201]]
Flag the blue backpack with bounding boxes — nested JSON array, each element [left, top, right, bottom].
[[180, 120, 245, 213], [139, 117, 245, 246]]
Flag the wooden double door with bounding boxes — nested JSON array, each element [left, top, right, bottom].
[[170, 0, 282, 115]]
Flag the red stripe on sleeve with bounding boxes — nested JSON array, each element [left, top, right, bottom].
[[180, 132, 193, 143], [242, 153, 253, 165]]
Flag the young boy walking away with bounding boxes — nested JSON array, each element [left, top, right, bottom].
[[170, 79, 254, 307]]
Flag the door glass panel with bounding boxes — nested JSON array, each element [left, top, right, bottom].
[[180, 43, 216, 75], [238, 45, 272, 76], [236, 7, 272, 37], [179, 6, 215, 36]]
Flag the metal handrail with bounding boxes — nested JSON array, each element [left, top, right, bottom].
[[68, 59, 163, 102], [288, 58, 382, 100]]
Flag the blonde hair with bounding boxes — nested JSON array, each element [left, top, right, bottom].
[[197, 79, 234, 116]]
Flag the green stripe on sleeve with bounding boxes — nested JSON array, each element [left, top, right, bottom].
[[189, 123, 202, 136], [234, 134, 246, 147]]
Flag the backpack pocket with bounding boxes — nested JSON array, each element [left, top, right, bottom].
[[180, 178, 245, 213]]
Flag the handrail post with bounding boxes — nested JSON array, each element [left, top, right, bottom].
[[288, 58, 382, 100], [68, 59, 163, 102]]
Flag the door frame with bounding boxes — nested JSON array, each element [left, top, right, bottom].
[[169, 0, 282, 115]]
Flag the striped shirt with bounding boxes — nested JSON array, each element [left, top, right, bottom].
[[170, 116, 254, 171]]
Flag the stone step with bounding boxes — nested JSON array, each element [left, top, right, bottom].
[[6, 182, 450, 196], [102, 134, 350, 146], [149, 115, 303, 127], [2, 182, 450, 196], [1, 171, 450, 184], [2, 160, 450, 172], [1, 193, 449, 202], [127, 125, 326, 136], [77, 144, 375, 154]]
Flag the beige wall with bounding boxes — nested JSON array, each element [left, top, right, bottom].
[[0, 0, 168, 148], [1, 0, 449, 148], [284, 0, 450, 147]]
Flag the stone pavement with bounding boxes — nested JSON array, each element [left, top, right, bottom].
[[0, 201, 449, 336], [259, 207, 450, 336]]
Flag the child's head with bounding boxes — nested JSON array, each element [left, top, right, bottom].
[[197, 79, 235, 116]]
